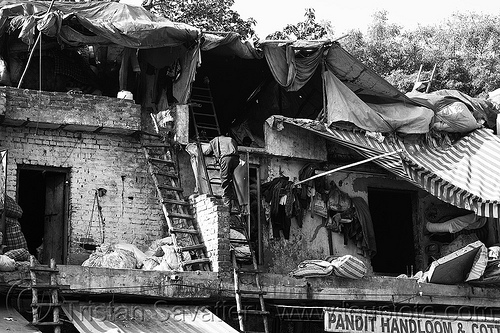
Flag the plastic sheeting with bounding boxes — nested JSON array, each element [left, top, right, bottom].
[[202, 33, 263, 59], [260, 40, 324, 92], [0, 1, 200, 48], [323, 70, 433, 133]]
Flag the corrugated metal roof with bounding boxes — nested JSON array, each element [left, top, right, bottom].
[[62, 302, 238, 333]]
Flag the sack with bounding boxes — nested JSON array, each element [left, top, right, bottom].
[[433, 102, 480, 133], [114, 243, 147, 268], [82, 244, 137, 269], [4, 218, 28, 251], [0, 254, 16, 271], [4, 196, 23, 219], [142, 257, 161, 270], [330, 255, 367, 279], [290, 260, 334, 278], [4, 248, 30, 261], [153, 245, 180, 271]]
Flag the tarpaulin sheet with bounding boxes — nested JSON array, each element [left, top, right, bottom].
[[323, 70, 433, 133], [260, 40, 325, 91], [202, 32, 263, 59], [325, 43, 415, 103], [0, 0, 200, 48]]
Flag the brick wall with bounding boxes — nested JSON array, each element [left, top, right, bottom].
[[191, 194, 231, 273], [0, 87, 141, 132], [0, 126, 166, 263]]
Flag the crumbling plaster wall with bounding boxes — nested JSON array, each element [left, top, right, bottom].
[[262, 120, 428, 274], [0, 128, 165, 265]]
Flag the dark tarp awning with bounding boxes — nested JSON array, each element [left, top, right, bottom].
[[0, 0, 200, 48], [62, 302, 239, 333], [201, 33, 263, 59], [269, 116, 500, 218]]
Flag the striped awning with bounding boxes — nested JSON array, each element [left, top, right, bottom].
[[0, 304, 41, 333], [62, 302, 238, 333], [273, 116, 500, 218]]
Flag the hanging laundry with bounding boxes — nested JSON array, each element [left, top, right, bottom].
[[261, 176, 304, 239]]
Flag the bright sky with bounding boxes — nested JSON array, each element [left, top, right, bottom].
[[231, 0, 498, 39]]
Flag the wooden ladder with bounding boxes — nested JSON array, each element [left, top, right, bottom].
[[190, 77, 221, 143], [230, 224, 269, 333], [142, 123, 211, 271], [30, 256, 64, 332]]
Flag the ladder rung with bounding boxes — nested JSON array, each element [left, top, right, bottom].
[[230, 238, 249, 244], [168, 212, 194, 219], [170, 228, 199, 234], [190, 97, 212, 103], [31, 284, 70, 290], [143, 143, 173, 148], [30, 267, 59, 273], [158, 185, 183, 192], [196, 125, 219, 130], [148, 157, 175, 165], [155, 171, 178, 178], [237, 268, 262, 274], [192, 87, 211, 92], [177, 244, 206, 252], [32, 302, 62, 307], [192, 112, 217, 117], [181, 258, 211, 267], [238, 310, 269, 316], [33, 322, 63, 326], [162, 199, 190, 206], [236, 290, 267, 295]]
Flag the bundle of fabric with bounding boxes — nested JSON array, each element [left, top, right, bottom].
[[141, 236, 181, 271], [290, 255, 367, 279], [328, 255, 367, 279], [230, 229, 251, 262], [3, 248, 30, 261], [290, 260, 334, 278], [82, 243, 137, 269], [3, 196, 29, 253]]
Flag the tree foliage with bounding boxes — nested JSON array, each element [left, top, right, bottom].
[[342, 11, 500, 97], [142, 0, 256, 39], [266, 8, 334, 40]]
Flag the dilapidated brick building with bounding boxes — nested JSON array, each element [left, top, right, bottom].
[[2, 1, 500, 333]]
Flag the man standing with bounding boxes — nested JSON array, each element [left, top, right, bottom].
[[203, 134, 240, 211]]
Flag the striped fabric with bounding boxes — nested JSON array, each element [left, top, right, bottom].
[[401, 128, 500, 218], [330, 255, 367, 279], [279, 117, 500, 218], [62, 303, 238, 333]]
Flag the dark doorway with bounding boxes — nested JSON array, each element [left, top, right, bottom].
[[368, 188, 416, 275], [17, 167, 68, 264]]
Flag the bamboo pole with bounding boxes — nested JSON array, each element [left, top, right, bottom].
[[293, 149, 404, 186], [17, 0, 57, 89]]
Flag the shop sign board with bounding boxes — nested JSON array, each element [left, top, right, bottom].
[[325, 307, 500, 333]]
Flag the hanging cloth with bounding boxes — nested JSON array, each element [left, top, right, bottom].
[[261, 41, 324, 92]]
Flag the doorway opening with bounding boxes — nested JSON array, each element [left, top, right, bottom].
[[17, 166, 69, 264], [368, 188, 416, 275]]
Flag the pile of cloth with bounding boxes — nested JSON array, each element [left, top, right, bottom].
[[81, 236, 182, 271], [0, 196, 30, 271], [290, 255, 367, 279]]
